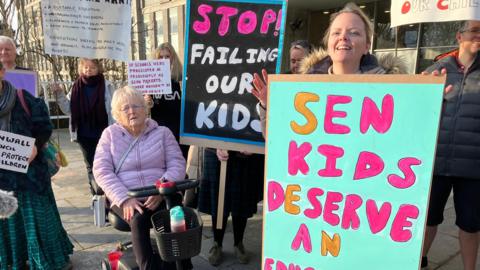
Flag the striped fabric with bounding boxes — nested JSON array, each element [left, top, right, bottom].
[[0, 186, 73, 270]]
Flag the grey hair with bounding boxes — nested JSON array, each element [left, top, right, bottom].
[[290, 40, 313, 55], [111, 86, 147, 121], [322, 2, 373, 48], [0, 36, 16, 49], [458, 21, 470, 32]]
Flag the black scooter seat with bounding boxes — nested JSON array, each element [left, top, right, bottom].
[[108, 211, 131, 232]]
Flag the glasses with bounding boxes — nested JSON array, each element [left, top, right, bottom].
[[120, 104, 144, 113], [460, 28, 480, 35]]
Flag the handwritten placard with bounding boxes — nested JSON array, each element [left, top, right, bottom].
[[262, 75, 445, 270], [0, 131, 35, 173], [180, 0, 287, 153], [127, 59, 172, 95], [5, 70, 38, 97], [41, 0, 131, 61]]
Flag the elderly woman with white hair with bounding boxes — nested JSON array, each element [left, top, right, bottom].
[[0, 35, 28, 70], [93, 86, 190, 270]]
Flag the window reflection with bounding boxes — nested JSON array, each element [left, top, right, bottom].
[[169, 8, 179, 53], [418, 47, 457, 72], [155, 12, 164, 47], [143, 14, 152, 59], [375, 0, 395, 49], [421, 22, 462, 47], [397, 25, 418, 48]]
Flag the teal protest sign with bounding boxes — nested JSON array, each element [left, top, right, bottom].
[[262, 75, 445, 270]]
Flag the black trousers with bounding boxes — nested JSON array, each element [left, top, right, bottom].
[[111, 195, 192, 270], [76, 136, 100, 194]]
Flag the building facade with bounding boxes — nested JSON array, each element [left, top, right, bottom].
[[133, 0, 462, 74], [16, 0, 463, 79]]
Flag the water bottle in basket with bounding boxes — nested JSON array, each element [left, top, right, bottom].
[[170, 206, 186, 232]]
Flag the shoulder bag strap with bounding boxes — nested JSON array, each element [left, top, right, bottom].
[[115, 136, 141, 175]]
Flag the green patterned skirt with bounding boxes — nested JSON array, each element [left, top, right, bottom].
[[0, 186, 73, 270]]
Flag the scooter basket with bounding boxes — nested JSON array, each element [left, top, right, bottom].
[[151, 207, 203, 262]]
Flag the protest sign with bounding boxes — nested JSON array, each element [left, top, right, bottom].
[[5, 70, 38, 97], [180, 0, 287, 154], [262, 75, 445, 270], [391, 0, 480, 27], [0, 130, 35, 173], [41, 0, 131, 61], [128, 60, 172, 95]]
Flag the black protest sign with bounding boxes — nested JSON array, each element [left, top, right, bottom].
[[181, 0, 286, 153]]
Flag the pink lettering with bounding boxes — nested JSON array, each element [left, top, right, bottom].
[[275, 9, 282, 32], [288, 264, 301, 270], [360, 94, 394, 134], [390, 204, 419, 242], [216, 6, 238, 36], [317, 145, 344, 177], [264, 258, 274, 270], [341, 194, 362, 230], [324, 95, 352, 134], [267, 181, 285, 212], [366, 199, 392, 234], [353, 151, 385, 180], [237, 10, 257, 34], [304, 188, 324, 219], [291, 223, 312, 253], [288, 141, 312, 176], [324, 191, 343, 226], [277, 261, 287, 270], [260, 9, 277, 34], [192, 4, 213, 34], [387, 157, 422, 189]]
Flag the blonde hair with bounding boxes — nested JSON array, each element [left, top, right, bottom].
[[322, 2, 373, 48], [78, 58, 103, 74], [154, 43, 183, 81], [111, 86, 147, 121]]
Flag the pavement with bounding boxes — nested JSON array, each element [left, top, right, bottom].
[[49, 129, 479, 270]]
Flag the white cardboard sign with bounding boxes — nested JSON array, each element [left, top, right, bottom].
[[41, 0, 132, 61], [127, 59, 172, 95], [0, 131, 35, 173], [391, 0, 480, 27]]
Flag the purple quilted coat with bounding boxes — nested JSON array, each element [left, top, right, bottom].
[[93, 118, 186, 207]]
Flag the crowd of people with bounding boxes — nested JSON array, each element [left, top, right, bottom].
[[0, 2, 478, 270]]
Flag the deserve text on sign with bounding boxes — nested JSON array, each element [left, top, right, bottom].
[[0, 130, 35, 174], [128, 60, 172, 95], [262, 75, 445, 270]]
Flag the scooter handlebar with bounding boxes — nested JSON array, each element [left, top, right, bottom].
[[127, 179, 199, 198], [127, 186, 159, 198]]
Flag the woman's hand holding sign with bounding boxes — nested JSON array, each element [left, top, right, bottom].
[[216, 149, 229, 161], [252, 69, 269, 108]]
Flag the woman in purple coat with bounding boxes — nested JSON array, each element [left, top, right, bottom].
[[93, 86, 188, 270]]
